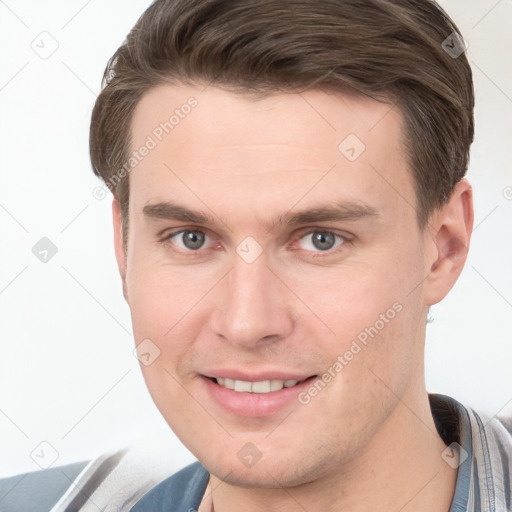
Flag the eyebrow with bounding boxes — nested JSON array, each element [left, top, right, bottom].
[[142, 200, 380, 229], [276, 203, 380, 226], [143, 202, 214, 224]]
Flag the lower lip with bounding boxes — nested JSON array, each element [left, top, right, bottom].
[[202, 376, 316, 418]]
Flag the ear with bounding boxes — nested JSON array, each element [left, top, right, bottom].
[[424, 179, 474, 306], [112, 198, 129, 302]]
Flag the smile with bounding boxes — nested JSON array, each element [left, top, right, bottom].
[[203, 374, 317, 417], [214, 377, 304, 393]]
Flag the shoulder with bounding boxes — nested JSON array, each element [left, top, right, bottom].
[[0, 450, 129, 512], [0, 437, 198, 512], [0, 460, 89, 512], [430, 394, 512, 509], [451, 396, 512, 508]]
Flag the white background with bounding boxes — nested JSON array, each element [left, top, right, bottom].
[[0, 0, 511, 478]]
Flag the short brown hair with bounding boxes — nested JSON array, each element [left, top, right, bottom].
[[90, 0, 474, 241]]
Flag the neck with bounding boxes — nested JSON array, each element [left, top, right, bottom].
[[208, 385, 458, 512]]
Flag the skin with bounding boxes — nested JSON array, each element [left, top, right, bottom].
[[112, 84, 473, 511]]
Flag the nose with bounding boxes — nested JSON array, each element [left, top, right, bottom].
[[211, 256, 294, 349]]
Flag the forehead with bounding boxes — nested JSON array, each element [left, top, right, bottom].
[[128, 83, 414, 229]]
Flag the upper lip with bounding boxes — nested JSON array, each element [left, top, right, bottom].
[[202, 370, 315, 382]]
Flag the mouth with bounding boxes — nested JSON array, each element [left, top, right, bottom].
[[202, 374, 318, 417], [212, 376, 311, 393]]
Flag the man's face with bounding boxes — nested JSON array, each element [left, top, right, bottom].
[[119, 84, 437, 486]]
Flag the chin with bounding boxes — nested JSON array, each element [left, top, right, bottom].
[[202, 449, 333, 489], [210, 465, 307, 489]]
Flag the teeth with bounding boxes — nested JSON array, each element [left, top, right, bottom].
[[215, 378, 299, 393], [234, 380, 252, 392], [251, 381, 271, 393], [270, 379, 284, 391], [224, 378, 235, 390]]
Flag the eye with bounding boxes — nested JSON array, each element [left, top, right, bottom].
[[297, 231, 346, 252], [168, 230, 208, 251]]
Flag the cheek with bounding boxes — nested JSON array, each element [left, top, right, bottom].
[[287, 259, 412, 346], [288, 242, 426, 396], [126, 250, 208, 337], [125, 253, 219, 407], [127, 263, 206, 437]]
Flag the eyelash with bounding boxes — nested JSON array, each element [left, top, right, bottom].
[[159, 228, 351, 259]]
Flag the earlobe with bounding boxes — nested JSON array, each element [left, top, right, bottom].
[[112, 199, 129, 302], [424, 179, 474, 306]]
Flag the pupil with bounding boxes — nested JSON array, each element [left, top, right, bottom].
[[312, 232, 335, 251], [183, 231, 204, 250]]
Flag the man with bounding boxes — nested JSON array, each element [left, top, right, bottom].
[[2, 0, 511, 510]]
